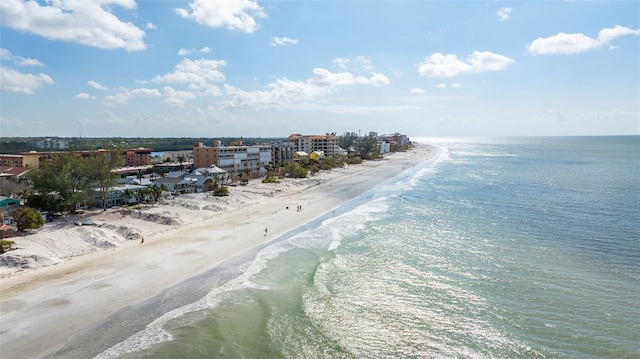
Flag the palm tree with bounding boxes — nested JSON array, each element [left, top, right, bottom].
[[212, 174, 220, 189], [121, 189, 134, 206], [137, 187, 151, 204], [148, 185, 162, 202]]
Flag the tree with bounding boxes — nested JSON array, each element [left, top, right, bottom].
[[284, 163, 308, 178], [0, 177, 26, 197], [339, 132, 359, 153], [83, 146, 125, 210], [0, 240, 15, 254], [137, 187, 151, 203], [212, 174, 220, 189], [356, 136, 381, 159], [24, 152, 87, 213], [13, 207, 45, 232], [121, 189, 134, 205], [149, 184, 166, 202]]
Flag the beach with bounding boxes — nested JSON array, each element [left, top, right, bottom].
[[0, 143, 437, 359]]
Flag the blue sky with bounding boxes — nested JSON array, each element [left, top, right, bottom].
[[1, 0, 638, 138]]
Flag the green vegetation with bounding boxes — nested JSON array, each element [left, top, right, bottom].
[[0, 137, 287, 154], [338, 132, 382, 160], [0, 240, 15, 254], [213, 186, 229, 196], [284, 163, 308, 178], [262, 176, 279, 183], [23, 146, 124, 213], [13, 207, 45, 232]]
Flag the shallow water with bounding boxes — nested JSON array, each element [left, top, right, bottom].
[[89, 136, 639, 358]]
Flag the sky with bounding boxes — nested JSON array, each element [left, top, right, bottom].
[[0, 0, 639, 138]]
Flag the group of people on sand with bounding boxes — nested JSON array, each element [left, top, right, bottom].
[[265, 205, 304, 236]]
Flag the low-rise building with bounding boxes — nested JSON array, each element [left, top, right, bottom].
[[0, 154, 25, 167]]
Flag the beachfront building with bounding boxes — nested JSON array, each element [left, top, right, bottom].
[[380, 133, 410, 148], [310, 151, 325, 161], [93, 184, 151, 208], [270, 142, 296, 167], [287, 134, 340, 157], [193, 142, 271, 178], [378, 141, 390, 154]]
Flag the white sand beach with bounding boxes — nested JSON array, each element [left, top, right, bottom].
[[0, 143, 437, 359]]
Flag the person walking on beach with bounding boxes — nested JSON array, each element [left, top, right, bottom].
[[140, 237, 144, 244], [264, 228, 268, 236]]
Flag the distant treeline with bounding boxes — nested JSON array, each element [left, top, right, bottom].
[[0, 137, 288, 154]]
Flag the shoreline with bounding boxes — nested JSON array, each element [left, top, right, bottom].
[[0, 143, 438, 359]]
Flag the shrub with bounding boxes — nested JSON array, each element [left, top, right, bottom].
[[0, 240, 15, 254], [262, 176, 279, 184], [285, 163, 308, 178], [213, 186, 229, 196], [13, 207, 45, 232]]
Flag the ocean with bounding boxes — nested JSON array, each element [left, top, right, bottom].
[[69, 136, 639, 358]]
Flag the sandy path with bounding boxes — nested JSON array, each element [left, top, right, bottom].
[[0, 144, 437, 359]]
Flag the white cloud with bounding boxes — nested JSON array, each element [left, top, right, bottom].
[[103, 87, 162, 106], [527, 25, 640, 55], [0, 0, 146, 51], [175, 0, 266, 33], [73, 92, 95, 100], [497, 7, 512, 21], [312, 68, 356, 86], [195, 84, 223, 96], [14, 57, 44, 67], [153, 58, 226, 84], [177, 47, 212, 55], [410, 88, 426, 94], [0, 66, 54, 94], [333, 57, 350, 69], [130, 88, 162, 97], [437, 82, 464, 89], [270, 36, 298, 46], [162, 86, 196, 106], [357, 56, 373, 70], [88, 80, 108, 90], [146, 22, 157, 30], [355, 72, 390, 87], [223, 68, 390, 109], [0, 48, 44, 66], [311, 68, 390, 87], [0, 48, 10, 60], [417, 51, 515, 78], [104, 92, 131, 106]]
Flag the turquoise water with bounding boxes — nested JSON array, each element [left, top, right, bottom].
[[75, 137, 640, 358]]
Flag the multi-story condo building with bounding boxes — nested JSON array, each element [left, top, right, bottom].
[[193, 142, 272, 178], [271, 142, 295, 167], [13, 148, 154, 169], [27, 138, 69, 150], [0, 154, 25, 167], [122, 148, 153, 167], [287, 134, 340, 157]]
